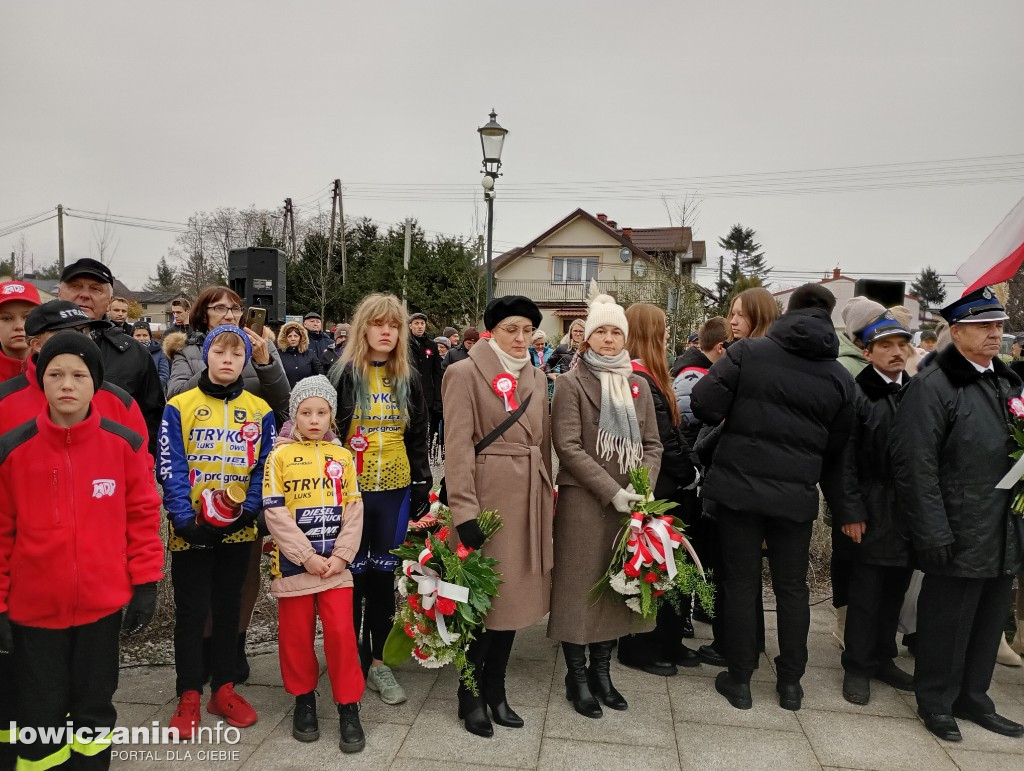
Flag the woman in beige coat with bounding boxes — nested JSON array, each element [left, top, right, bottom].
[[442, 296, 554, 738], [548, 294, 663, 719]]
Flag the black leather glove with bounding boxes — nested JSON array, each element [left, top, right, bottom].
[[410, 482, 431, 521], [456, 519, 487, 550], [222, 509, 258, 536], [0, 611, 12, 654], [916, 544, 954, 570], [255, 510, 270, 538], [176, 522, 224, 548], [122, 582, 158, 636]]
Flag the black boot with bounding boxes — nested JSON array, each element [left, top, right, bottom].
[[587, 640, 627, 711], [292, 691, 319, 742], [337, 703, 365, 753], [457, 684, 494, 737], [235, 631, 250, 685], [562, 642, 602, 718], [483, 630, 523, 728]]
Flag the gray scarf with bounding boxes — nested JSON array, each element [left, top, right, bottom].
[[582, 349, 643, 474]]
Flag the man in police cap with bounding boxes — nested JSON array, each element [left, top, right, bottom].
[[57, 258, 164, 457], [890, 286, 1024, 742]]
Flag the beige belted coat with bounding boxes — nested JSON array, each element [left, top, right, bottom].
[[441, 340, 554, 630]]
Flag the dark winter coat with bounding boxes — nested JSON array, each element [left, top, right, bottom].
[[145, 339, 171, 388], [93, 326, 165, 458], [632, 361, 696, 500], [409, 333, 443, 412], [835, 366, 912, 566], [331, 364, 432, 487], [670, 346, 714, 452], [544, 343, 577, 375], [305, 328, 333, 361], [279, 346, 323, 386], [441, 343, 472, 375], [890, 344, 1024, 578], [691, 308, 855, 521]]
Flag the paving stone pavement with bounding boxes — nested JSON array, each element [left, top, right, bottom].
[[108, 604, 1024, 770]]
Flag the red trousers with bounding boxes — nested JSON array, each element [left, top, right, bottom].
[[278, 587, 365, 705]]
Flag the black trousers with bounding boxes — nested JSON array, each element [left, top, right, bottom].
[[11, 611, 121, 771], [841, 563, 912, 676], [915, 573, 1014, 715], [0, 654, 14, 770], [717, 506, 812, 684], [172, 543, 251, 695], [429, 409, 444, 450], [352, 571, 398, 673]]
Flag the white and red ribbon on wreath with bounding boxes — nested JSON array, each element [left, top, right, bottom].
[[402, 542, 470, 645], [349, 427, 369, 474], [492, 373, 518, 412], [324, 458, 345, 502], [239, 422, 260, 465], [625, 512, 706, 580]]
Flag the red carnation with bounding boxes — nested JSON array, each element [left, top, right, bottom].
[[437, 526, 451, 542], [623, 562, 640, 579], [404, 623, 416, 639], [654, 561, 666, 573], [413, 646, 429, 660], [456, 543, 475, 560], [643, 571, 658, 584], [408, 594, 421, 612], [653, 590, 665, 597], [436, 596, 457, 616], [424, 604, 436, 620], [416, 621, 433, 635]]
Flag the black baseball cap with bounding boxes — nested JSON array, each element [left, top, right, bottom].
[[60, 258, 114, 285], [26, 300, 111, 337]]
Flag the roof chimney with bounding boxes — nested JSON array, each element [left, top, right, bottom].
[[832, 266, 841, 280], [622, 227, 632, 238], [596, 213, 608, 223], [607, 220, 618, 229]]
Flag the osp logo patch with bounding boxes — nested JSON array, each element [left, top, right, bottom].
[[92, 479, 116, 498], [234, 409, 247, 423], [194, 406, 211, 420], [2, 283, 25, 295]]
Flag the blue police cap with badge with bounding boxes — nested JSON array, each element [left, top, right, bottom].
[[855, 311, 913, 346], [939, 286, 1009, 324]]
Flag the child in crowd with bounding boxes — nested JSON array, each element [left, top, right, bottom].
[[159, 325, 275, 739], [263, 376, 366, 752], [0, 332, 163, 771], [0, 279, 41, 381]]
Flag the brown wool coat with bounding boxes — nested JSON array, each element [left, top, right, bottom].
[[441, 341, 553, 631], [547, 360, 663, 644]]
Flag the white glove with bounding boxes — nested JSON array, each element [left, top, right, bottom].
[[611, 488, 645, 514]]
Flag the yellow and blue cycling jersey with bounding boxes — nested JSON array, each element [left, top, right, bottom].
[[345, 362, 410, 491], [159, 386, 275, 551], [262, 441, 361, 578]]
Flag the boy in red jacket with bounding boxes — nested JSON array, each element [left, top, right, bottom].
[[0, 331, 164, 771]]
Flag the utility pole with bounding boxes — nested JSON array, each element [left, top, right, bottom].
[[338, 181, 347, 285], [57, 204, 65, 270], [402, 218, 412, 311], [281, 198, 291, 248], [327, 180, 338, 271], [289, 201, 297, 261]]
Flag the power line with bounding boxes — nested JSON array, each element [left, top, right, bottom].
[[0, 212, 57, 239]]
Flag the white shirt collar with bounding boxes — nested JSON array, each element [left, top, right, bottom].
[[967, 358, 995, 374], [873, 367, 904, 386]]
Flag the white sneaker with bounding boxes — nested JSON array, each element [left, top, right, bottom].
[[367, 664, 407, 704]]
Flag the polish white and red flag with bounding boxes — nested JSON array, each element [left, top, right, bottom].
[[956, 195, 1024, 296]]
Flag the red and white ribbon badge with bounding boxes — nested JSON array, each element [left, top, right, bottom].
[[349, 427, 369, 474], [324, 458, 345, 502], [492, 373, 518, 412], [239, 421, 260, 466], [630, 383, 641, 399]]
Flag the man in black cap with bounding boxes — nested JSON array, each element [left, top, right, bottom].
[[302, 311, 332, 361], [57, 258, 164, 457], [1009, 332, 1024, 381], [835, 312, 915, 706], [407, 312, 442, 452], [891, 286, 1024, 742], [441, 327, 480, 375]]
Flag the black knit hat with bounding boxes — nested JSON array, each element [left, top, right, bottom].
[[35, 330, 105, 393], [788, 283, 837, 314], [483, 295, 542, 331], [132, 321, 152, 334]]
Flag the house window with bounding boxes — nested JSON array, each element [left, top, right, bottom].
[[552, 257, 598, 284]]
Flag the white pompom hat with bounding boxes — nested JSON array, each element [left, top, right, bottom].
[[584, 293, 629, 341]]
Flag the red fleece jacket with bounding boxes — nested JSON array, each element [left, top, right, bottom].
[[0, 406, 164, 628]]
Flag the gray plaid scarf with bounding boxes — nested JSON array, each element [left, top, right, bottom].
[[582, 349, 643, 474]]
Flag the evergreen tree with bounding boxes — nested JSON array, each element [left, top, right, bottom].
[[715, 224, 769, 313], [910, 266, 947, 309], [144, 256, 180, 293]]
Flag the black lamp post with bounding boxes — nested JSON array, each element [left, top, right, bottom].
[[478, 109, 508, 304]]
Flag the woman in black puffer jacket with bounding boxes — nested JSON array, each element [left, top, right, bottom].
[[277, 321, 323, 386]]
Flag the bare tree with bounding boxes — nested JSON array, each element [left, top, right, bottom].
[[12, 234, 30, 278], [90, 208, 120, 266]]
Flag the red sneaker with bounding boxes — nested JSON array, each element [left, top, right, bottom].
[[170, 691, 201, 740], [207, 683, 258, 727]]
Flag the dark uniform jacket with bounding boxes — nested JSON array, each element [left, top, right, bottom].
[[409, 334, 442, 413], [836, 366, 911, 566], [691, 308, 855, 521], [93, 326, 165, 458], [305, 329, 333, 362], [631, 362, 696, 500], [890, 344, 1024, 578]]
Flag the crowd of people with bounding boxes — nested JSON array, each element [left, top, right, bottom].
[[0, 255, 1022, 769]]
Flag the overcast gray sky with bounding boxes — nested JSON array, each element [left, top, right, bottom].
[[3, 0, 1023, 296]]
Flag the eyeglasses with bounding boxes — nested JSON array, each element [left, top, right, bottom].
[[497, 324, 535, 338], [210, 304, 242, 315]]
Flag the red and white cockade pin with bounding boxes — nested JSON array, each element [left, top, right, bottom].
[[349, 427, 369, 474], [492, 373, 519, 412], [240, 421, 260, 465], [630, 383, 641, 399], [324, 458, 346, 501]]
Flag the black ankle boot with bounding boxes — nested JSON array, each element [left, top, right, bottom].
[[458, 684, 494, 737], [293, 691, 319, 742], [484, 631, 523, 728], [587, 640, 627, 711], [336, 703, 365, 753], [562, 642, 602, 718]]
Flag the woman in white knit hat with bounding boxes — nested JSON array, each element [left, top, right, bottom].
[[547, 293, 663, 719]]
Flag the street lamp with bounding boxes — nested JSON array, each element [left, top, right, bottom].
[[478, 109, 507, 303]]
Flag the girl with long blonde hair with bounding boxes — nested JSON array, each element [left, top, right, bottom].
[[728, 287, 779, 341], [328, 293, 431, 706]]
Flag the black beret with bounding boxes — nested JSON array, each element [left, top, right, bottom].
[[483, 295, 542, 331]]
